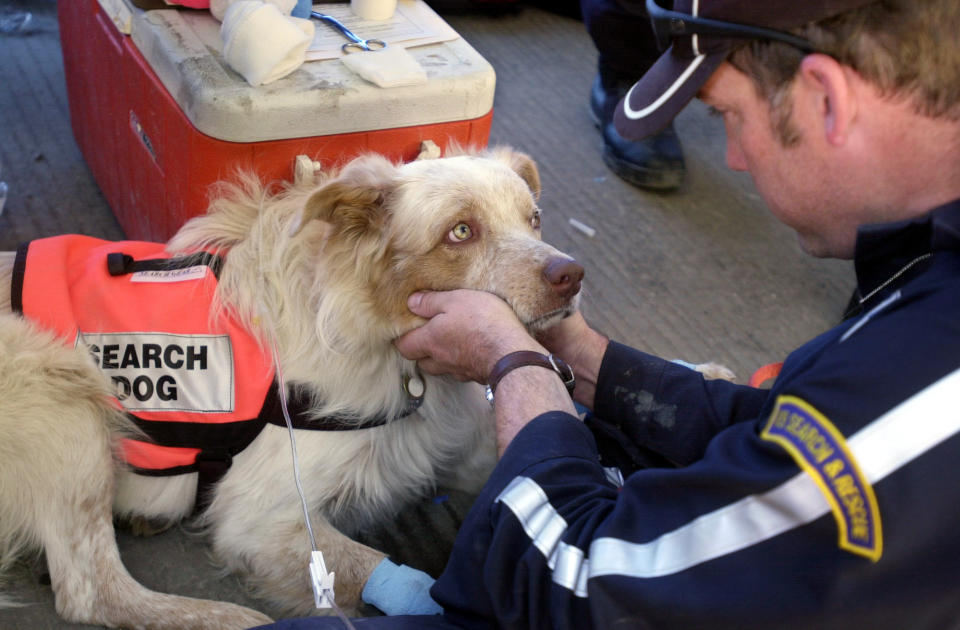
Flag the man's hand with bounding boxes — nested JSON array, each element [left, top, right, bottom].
[[395, 289, 590, 455], [536, 310, 609, 409], [536, 310, 595, 366], [394, 289, 544, 385]]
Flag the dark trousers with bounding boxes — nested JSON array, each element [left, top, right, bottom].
[[580, 0, 661, 84]]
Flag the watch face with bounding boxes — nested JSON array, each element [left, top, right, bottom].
[[484, 385, 495, 406]]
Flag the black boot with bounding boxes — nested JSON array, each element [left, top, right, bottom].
[[590, 74, 685, 191]]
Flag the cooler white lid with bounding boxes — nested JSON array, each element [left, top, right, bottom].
[[121, 1, 495, 143]]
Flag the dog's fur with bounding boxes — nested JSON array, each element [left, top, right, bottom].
[[0, 147, 583, 629]]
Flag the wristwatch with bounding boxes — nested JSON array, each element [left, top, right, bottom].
[[484, 350, 575, 406]]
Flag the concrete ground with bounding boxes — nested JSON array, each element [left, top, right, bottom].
[[0, 1, 855, 628]]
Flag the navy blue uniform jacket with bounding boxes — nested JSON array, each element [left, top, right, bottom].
[[257, 199, 960, 629]]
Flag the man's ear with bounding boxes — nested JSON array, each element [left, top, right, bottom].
[[797, 53, 856, 147]]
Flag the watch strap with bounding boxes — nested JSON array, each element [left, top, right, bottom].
[[486, 350, 576, 396]]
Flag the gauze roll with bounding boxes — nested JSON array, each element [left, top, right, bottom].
[[221, 1, 314, 86], [340, 46, 427, 88]]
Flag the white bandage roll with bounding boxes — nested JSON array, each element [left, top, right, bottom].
[[221, 1, 315, 86]]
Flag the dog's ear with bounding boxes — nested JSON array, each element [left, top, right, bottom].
[[489, 147, 541, 201], [299, 155, 397, 237]]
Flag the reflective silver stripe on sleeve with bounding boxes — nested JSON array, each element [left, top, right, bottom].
[[496, 367, 960, 596], [589, 473, 826, 579], [553, 541, 589, 597], [590, 365, 960, 580], [497, 476, 590, 596], [497, 476, 568, 563]]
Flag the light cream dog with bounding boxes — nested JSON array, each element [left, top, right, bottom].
[[0, 147, 583, 629]]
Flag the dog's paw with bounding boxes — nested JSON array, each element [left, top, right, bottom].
[[208, 606, 273, 630], [671, 359, 736, 381], [692, 362, 736, 381], [166, 602, 272, 630], [117, 515, 176, 537]]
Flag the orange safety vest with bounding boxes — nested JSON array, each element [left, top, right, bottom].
[[12, 236, 418, 510], [12, 236, 277, 494]]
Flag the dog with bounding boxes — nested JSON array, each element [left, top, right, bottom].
[[0, 146, 584, 629]]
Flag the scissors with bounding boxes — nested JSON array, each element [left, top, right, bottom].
[[311, 11, 387, 53]]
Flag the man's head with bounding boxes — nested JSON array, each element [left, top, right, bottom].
[[613, 0, 878, 141], [726, 0, 960, 147], [616, 0, 960, 258]]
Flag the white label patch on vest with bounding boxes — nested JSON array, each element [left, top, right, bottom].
[[761, 395, 883, 561], [130, 265, 209, 283], [77, 332, 235, 413]]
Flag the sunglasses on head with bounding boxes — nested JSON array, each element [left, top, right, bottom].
[[646, 0, 816, 54]]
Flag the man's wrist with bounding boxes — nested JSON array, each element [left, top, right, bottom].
[[485, 351, 575, 405], [553, 329, 608, 409], [491, 363, 579, 454]]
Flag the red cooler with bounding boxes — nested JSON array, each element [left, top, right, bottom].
[[59, 0, 496, 241]]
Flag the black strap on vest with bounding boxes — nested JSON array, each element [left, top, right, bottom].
[[10, 243, 225, 314], [11, 242, 29, 315], [129, 381, 422, 516], [127, 415, 268, 515], [106, 250, 224, 278]]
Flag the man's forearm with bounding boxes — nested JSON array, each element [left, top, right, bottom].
[[492, 365, 578, 456]]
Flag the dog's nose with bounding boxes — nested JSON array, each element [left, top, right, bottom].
[[543, 257, 584, 299]]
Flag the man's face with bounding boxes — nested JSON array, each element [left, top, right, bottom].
[[698, 62, 860, 258]]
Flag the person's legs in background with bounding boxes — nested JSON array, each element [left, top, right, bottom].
[[581, 0, 685, 190]]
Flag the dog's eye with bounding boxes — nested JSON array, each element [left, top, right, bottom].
[[531, 209, 542, 230], [448, 223, 473, 242]]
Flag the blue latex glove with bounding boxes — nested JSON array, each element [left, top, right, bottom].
[[361, 558, 443, 616]]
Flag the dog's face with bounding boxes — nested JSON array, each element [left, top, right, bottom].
[[299, 148, 583, 336]]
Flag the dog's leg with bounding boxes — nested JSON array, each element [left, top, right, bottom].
[[33, 403, 273, 630], [39, 478, 274, 630], [0, 319, 273, 629], [210, 512, 386, 617]]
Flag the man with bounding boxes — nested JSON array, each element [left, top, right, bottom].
[[257, 0, 960, 627]]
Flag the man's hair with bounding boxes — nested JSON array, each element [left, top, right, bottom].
[[728, 0, 960, 146]]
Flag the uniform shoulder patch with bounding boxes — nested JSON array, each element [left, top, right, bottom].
[[761, 395, 882, 561]]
